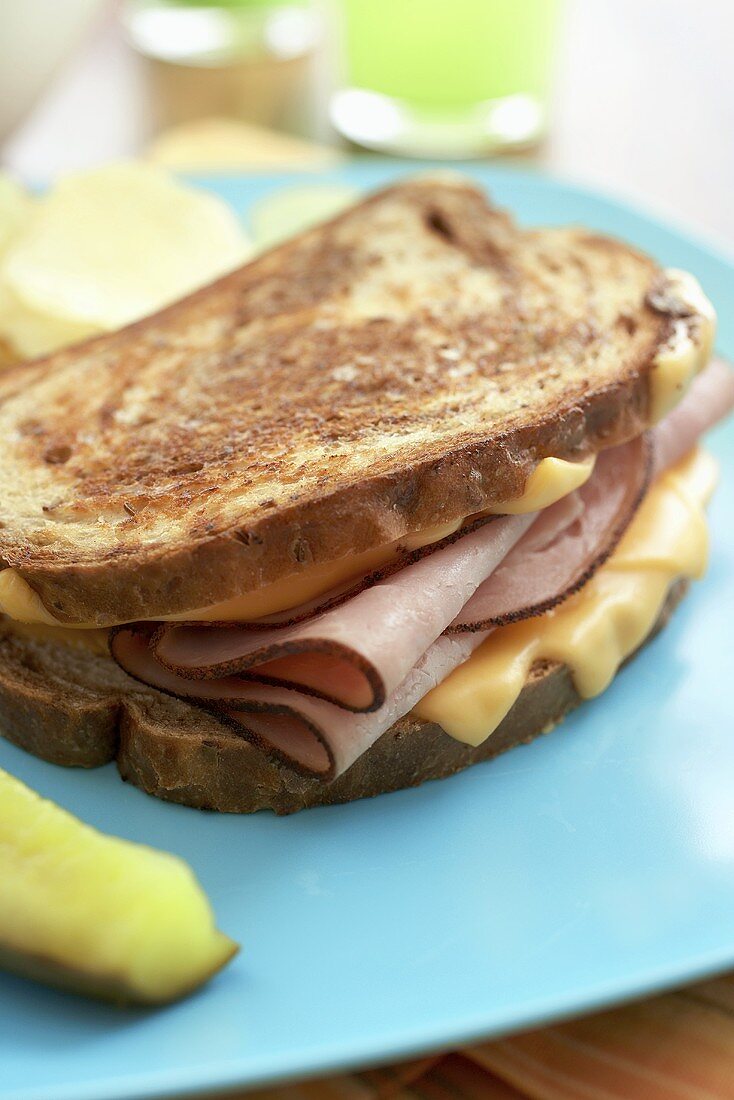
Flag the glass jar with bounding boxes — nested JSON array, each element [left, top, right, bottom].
[[124, 0, 323, 134]]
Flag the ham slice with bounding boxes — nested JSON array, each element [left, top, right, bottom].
[[111, 358, 734, 779], [449, 435, 651, 631], [652, 358, 734, 474], [135, 439, 645, 712], [112, 626, 484, 778], [112, 441, 647, 772], [146, 512, 536, 710]]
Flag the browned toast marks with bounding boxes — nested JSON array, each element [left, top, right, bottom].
[[0, 176, 670, 624]]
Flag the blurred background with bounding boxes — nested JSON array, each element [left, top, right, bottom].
[[1, 0, 732, 247], [0, 0, 732, 367]]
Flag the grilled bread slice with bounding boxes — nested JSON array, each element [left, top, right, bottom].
[[0, 583, 686, 814], [0, 175, 689, 627]]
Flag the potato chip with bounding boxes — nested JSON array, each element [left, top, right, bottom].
[[148, 118, 342, 173], [0, 174, 33, 255], [0, 283, 95, 359], [0, 163, 250, 356]]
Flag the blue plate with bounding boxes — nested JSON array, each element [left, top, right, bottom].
[[2, 161, 734, 1100]]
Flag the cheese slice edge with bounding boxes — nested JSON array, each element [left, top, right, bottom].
[[413, 447, 717, 745], [0, 455, 596, 628]]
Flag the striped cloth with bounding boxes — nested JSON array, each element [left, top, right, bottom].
[[241, 972, 734, 1100]]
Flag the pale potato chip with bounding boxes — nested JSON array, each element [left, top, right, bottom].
[[0, 163, 250, 355], [148, 118, 342, 173], [249, 183, 360, 252], [0, 282, 95, 360], [0, 174, 33, 255]]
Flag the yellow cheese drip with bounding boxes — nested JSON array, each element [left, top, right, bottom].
[[0, 455, 595, 628], [648, 269, 716, 423], [486, 455, 594, 515], [413, 448, 718, 745]]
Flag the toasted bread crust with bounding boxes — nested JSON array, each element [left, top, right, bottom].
[[0, 582, 686, 813], [0, 176, 674, 625]]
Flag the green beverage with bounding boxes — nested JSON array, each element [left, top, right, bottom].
[[331, 0, 563, 157]]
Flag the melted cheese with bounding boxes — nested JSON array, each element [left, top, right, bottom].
[[649, 269, 716, 423], [413, 448, 718, 745], [164, 455, 596, 623], [0, 455, 595, 627], [0, 570, 62, 627], [487, 455, 595, 515]]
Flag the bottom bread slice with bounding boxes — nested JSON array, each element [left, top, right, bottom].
[[0, 582, 687, 815]]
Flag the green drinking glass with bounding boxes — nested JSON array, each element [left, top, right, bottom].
[[331, 0, 563, 157]]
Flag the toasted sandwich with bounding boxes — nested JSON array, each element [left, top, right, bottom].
[[0, 174, 731, 814]]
